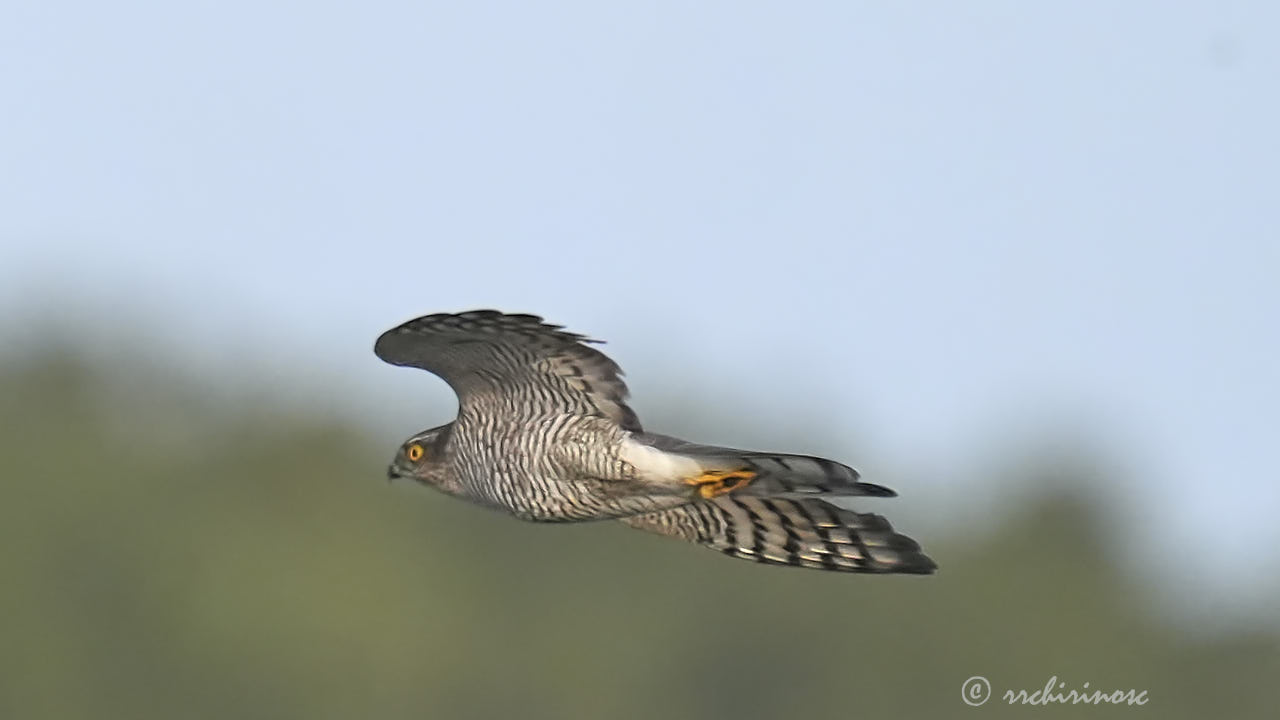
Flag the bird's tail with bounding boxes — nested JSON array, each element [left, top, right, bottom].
[[731, 452, 896, 498], [630, 432, 896, 500], [620, 495, 936, 574]]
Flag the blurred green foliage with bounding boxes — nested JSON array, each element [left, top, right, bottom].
[[3, 351, 1277, 719]]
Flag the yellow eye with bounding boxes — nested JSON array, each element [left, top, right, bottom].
[[407, 444, 425, 462]]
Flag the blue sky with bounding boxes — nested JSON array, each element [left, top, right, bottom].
[[2, 1, 1277, 617]]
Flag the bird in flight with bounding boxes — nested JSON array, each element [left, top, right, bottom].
[[376, 310, 935, 574]]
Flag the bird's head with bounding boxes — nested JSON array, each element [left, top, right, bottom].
[[387, 424, 455, 490]]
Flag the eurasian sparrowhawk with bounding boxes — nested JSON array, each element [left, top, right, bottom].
[[377, 310, 935, 574]]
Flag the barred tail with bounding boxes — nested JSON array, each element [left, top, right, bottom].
[[619, 496, 936, 574], [733, 452, 896, 498], [629, 432, 895, 499]]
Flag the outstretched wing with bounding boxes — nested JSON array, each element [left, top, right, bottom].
[[374, 310, 641, 431], [619, 496, 936, 574]]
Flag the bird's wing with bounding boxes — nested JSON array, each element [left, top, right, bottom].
[[619, 496, 936, 574], [374, 310, 640, 431]]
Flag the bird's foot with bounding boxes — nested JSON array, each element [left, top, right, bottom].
[[685, 469, 757, 499]]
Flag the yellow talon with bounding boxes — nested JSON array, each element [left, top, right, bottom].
[[686, 469, 757, 499]]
